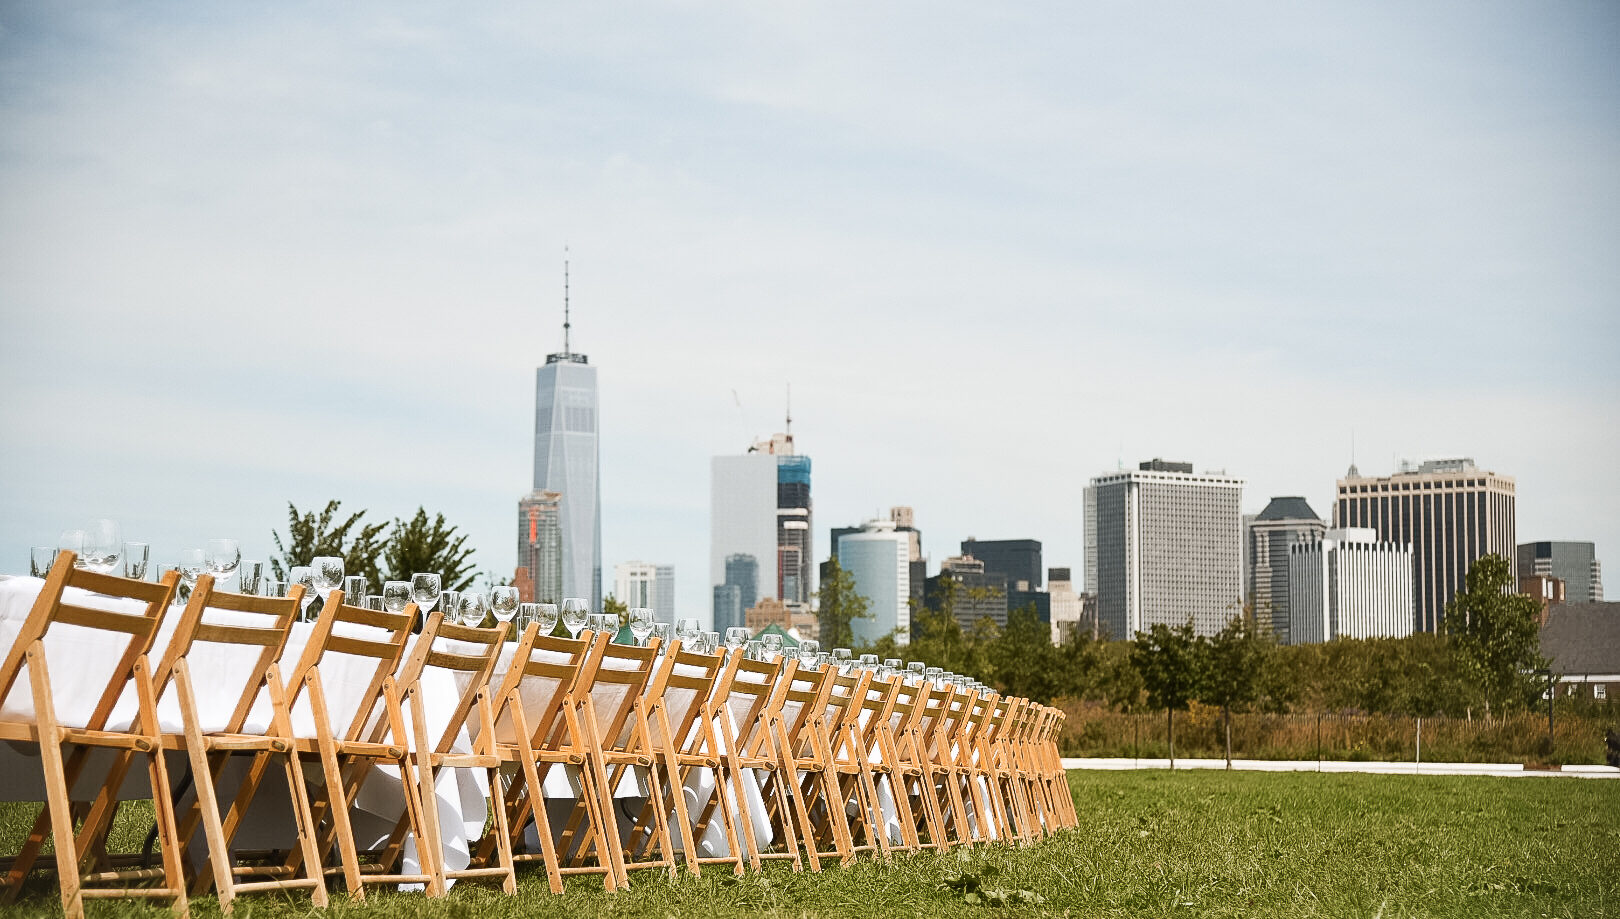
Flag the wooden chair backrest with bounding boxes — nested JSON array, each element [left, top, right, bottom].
[[392, 611, 507, 753], [645, 644, 725, 753], [489, 624, 588, 749], [574, 637, 659, 752], [150, 573, 304, 733], [280, 588, 415, 741], [0, 552, 179, 730], [711, 652, 782, 760], [777, 661, 835, 760]]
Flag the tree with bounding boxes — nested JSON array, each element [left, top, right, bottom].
[[380, 508, 477, 591], [988, 605, 1061, 703], [816, 557, 871, 650], [1201, 615, 1272, 768], [270, 500, 389, 589], [1445, 554, 1546, 716], [602, 594, 628, 617], [1130, 621, 1205, 768]]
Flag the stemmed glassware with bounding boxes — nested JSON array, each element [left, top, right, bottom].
[[383, 580, 413, 617], [761, 633, 784, 660], [81, 520, 122, 574], [177, 548, 207, 597], [490, 586, 520, 632], [560, 598, 589, 639], [206, 538, 240, 590], [724, 627, 749, 653], [907, 662, 927, 685], [798, 639, 821, 667], [123, 543, 150, 580], [311, 556, 344, 604], [628, 608, 655, 647], [832, 648, 853, 673], [675, 617, 702, 649], [458, 591, 488, 627], [858, 653, 879, 671], [649, 622, 672, 649], [290, 566, 319, 621], [535, 603, 559, 637], [411, 573, 442, 620]]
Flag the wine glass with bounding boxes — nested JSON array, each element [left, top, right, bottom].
[[411, 573, 442, 618], [560, 598, 589, 639], [311, 556, 344, 602], [30, 546, 57, 578], [924, 666, 942, 685], [724, 627, 749, 652], [675, 617, 702, 649], [177, 548, 207, 596], [57, 529, 85, 568], [628, 608, 654, 646], [289, 566, 318, 620], [238, 559, 263, 594], [458, 591, 488, 628], [383, 580, 413, 616], [761, 633, 784, 660], [907, 662, 926, 685], [123, 543, 150, 580], [859, 653, 879, 671], [743, 639, 763, 661], [81, 520, 123, 574], [536, 603, 559, 637], [649, 622, 672, 649], [832, 648, 853, 672], [490, 586, 520, 631], [205, 538, 240, 589], [798, 639, 821, 666]]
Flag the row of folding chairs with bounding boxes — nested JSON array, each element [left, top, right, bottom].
[[0, 552, 1074, 918]]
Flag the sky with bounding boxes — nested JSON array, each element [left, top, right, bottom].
[[2, 2, 1616, 624]]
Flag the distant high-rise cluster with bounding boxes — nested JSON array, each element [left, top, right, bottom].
[[1516, 541, 1602, 604], [614, 561, 675, 618], [1244, 497, 1327, 643]]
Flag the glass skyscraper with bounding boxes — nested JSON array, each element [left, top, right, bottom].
[[531, 347, 601, 610], [711, 432, 812, 631]]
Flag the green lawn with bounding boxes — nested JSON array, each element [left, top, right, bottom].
[[4, 770, 1616, 918]]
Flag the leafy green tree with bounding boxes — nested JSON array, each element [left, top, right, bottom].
[[1201, 615, 1272, 768], [270, 500, 389, 589], [1445, 554, 1546, 716], [1130, 621, 1206, 767], [380, 508, 477, 591], [602, 594, 628, 617], [988, 605, 1061, 703], [816, 557, 871, 650]]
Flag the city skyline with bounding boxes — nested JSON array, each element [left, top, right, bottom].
[[1, 5, 1615, 622]]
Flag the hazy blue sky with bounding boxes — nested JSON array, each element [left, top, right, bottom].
[[2, 3, 1616, 621]]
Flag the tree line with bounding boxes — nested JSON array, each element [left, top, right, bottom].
[[823, 553, 1553, 761]]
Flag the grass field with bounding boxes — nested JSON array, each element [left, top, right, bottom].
[[4, 770, 1615, 918]]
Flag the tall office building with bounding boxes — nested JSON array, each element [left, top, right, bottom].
[[837, 519, 910, 646], [711, 432, 812, 629], [613, 561, 674, 616], [529, 270, 601, 610], [926, 555, 1009, 631], [515, 489, 563, 603], [1245, 497, 1327, 643], [831, 507, 924, 605], [1288, 528, 1414, 644], [1047, 567, 1085, 643], [960, 538, 1043, 590], [1516, 542, 1603, 603], [1084, 459, 1245, 639], [1335, 458, 1515, 633]]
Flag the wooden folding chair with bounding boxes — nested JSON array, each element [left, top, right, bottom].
[[0, 552, 184, 919], [553, 632, 669, 890], [920, 683, 976, 849], [966, 694, 1018, 845], [833, 670, 901, 861], [272, 589, 419, 899], [946, 689, 999, 846], [703, 652, 798, 873], [145, 574, 327, 913], [386, 610, 513, 895], [861, 672, 927, 854], [888, 677, 949, 852], [625, 642, 732, 878], [474, 623, 599, 893], [782, 667, 869, 867]]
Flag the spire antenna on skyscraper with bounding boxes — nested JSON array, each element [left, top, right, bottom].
[[785, 382, 792, 436], [562, 247, 571, 357]]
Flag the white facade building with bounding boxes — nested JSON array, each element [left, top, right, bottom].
[[1047, 567, 1084, 644], [613, 561, 675, 618], [1287, 528, 1415, 644], [711, 453, 779, 631], [838, 519, 910, 646], [1084, 459, 1245, 639]]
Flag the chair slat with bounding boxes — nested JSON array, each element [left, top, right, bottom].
[[323, 635, 402, 660], [55, 604, 157, 637], [192, 623, 284, 647]]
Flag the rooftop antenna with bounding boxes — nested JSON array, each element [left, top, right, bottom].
[[785, 382, 792, 436], [562, 247, 571, 356]]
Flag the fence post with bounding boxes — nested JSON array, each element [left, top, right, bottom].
[[1416, 716, 1422, 773], [1316, 713, 1321, 771]]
